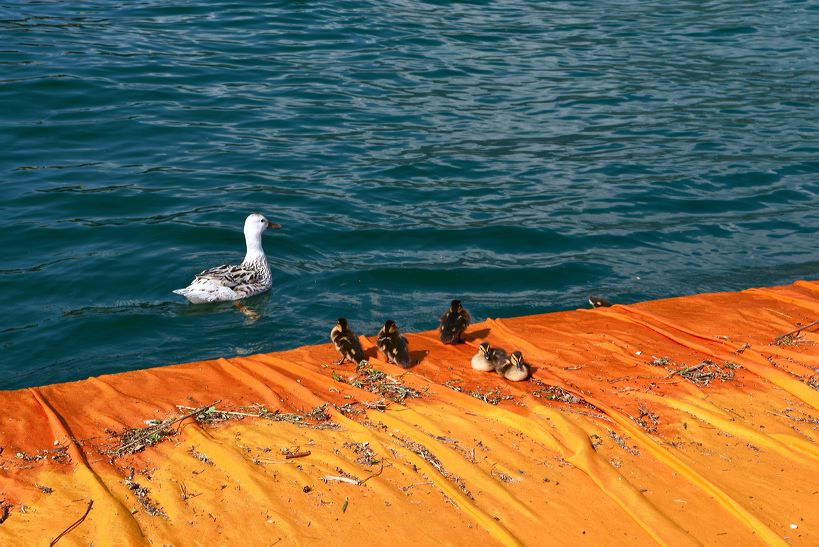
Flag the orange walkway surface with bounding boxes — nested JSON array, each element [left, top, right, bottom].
[[2, 282, 819, 546]]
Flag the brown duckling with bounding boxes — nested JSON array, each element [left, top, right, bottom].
[[490, 346, 509, 374], [471, 342, 495, 371], [330, 317, 367, 365], [588, 295, 613, 308], [439, 299, 471, 344], [497, 351, 531, 382], [376, 320, 410, 368]]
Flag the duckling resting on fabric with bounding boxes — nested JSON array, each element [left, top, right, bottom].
[[588, 295, 613, 308], [439, 299, 471, 344], [471, 342, 495, 371], [496, 351, 531, 382], [173, 213, 280, 304], [330, 318, 367, 365], [489, 345, 509, 374], [376, 320, 411, 368]]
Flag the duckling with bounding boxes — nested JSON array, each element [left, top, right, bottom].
[[439, 299, 471, 344], [471, 342, 495, 372], [497, 351, 531, 382], [330, 318, 367, 365], [489, 346, 509, 374], [376, 320, 410, 368], [588, 295, 613, 308]]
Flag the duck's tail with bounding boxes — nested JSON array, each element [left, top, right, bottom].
[[172, 287, 195, 302], [172, 281, 237, 304]]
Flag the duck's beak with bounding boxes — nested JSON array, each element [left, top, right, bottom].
[[267, 222, 281, 230]]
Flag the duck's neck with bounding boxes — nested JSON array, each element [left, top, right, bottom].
[[242, 231, 267, 268]]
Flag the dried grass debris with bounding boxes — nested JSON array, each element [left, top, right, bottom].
[[666, 360, 738, 385]]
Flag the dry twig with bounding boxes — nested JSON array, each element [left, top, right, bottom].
[[49, 500, 93, 546], [666, 362, 707, 379], [176, 405, 261, 418], [359, 462, 386, 485], [774, 319, 819, 343], [284, 450, 311, 460], [321, 475, 360, 485]]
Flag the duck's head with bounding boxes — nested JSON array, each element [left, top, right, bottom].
[[244, 213, 281, 237], [478, 341, 491, 357], [449, 299, 462, 313], [383, 320, 397, 334], [510, 351, 526, 370], [336, 317, 349, 330]]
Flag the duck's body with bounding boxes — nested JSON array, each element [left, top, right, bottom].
[[439, 300, 471, 344], [497, 351, 531, 382], [471, 342, 495, 371], [376, 320, 411, 368], [177, 261, 271, 304], [331, 318, 367, 365], [174, 213, 280, 304]]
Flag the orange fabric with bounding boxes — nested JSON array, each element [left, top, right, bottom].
[[2, 281, 819, 546]]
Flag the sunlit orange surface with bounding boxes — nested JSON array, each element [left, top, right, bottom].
[[2, 281, 819, 546]]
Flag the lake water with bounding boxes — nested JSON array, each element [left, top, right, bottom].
[[2, 0, 819, 389]]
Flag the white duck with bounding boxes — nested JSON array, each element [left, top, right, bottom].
[[173, 213, 280, 304]]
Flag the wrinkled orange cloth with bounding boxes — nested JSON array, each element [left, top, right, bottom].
[[2, 281, 819, 546]]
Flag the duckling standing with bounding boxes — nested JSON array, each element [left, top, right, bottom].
[[439, 299, 471, 344], [497, 351, 531, 382], [330, 318, 367, 365], [471, 342, 495, 372], [376, 320, 411, 368]]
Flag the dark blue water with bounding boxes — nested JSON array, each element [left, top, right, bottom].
[[2, 1, 819, 389]]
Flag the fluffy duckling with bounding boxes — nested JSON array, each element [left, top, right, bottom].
[[588, 295, 613, 308], [489, 346, 509, 374], [471, 342, 495, 371], [174, 213, 281, 304], [330, 318, 367, 365], [439, 299, 471, 344], [497, 351, 531, 382], [376, 320, 410, 368]]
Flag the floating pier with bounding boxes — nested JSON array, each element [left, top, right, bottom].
[[2, 281, 819, 545]]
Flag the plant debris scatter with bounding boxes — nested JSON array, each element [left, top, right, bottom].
[[124, 478, 167, 519], [335, 365, 422, 404], [666, 360, 738, 385]]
